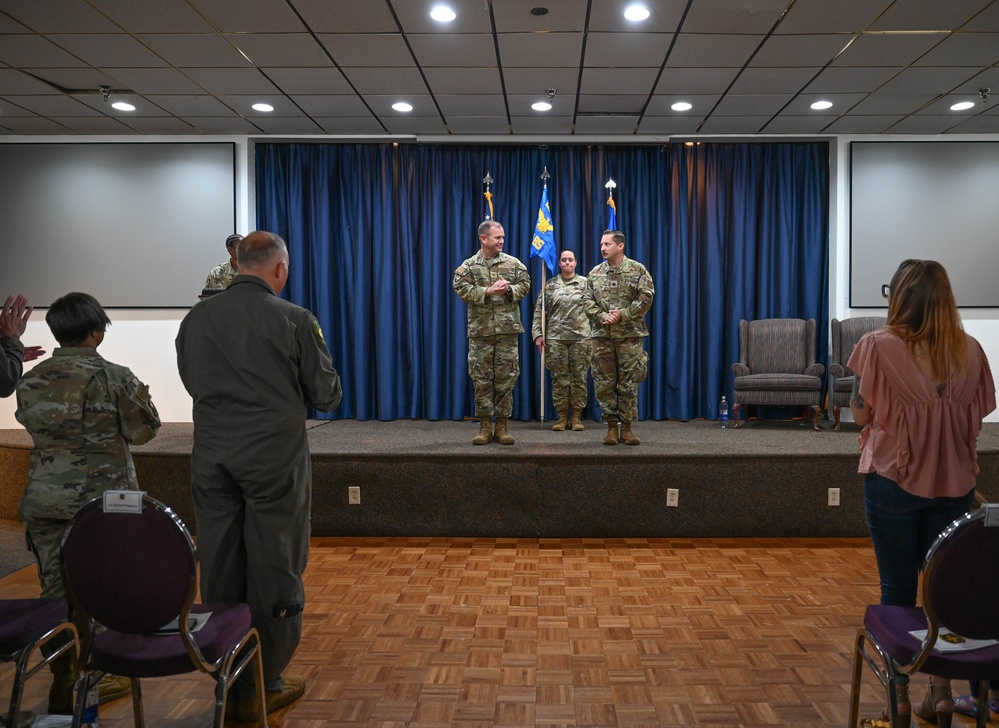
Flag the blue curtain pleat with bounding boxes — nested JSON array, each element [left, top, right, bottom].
[[255, 142, 829, 422]]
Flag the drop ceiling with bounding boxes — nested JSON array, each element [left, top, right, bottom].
[[0, 0, 997, 137]]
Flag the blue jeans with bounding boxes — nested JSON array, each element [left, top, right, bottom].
[[864, 472, 975, 607]]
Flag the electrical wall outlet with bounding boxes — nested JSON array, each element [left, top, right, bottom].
[[348, 486, 360, 505], [666, 488, 679, 508], [828, 487, 840, 506]]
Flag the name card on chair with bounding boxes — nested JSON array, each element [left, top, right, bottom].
[[103, 490, 144, 514], [986, 503, 999, 528]]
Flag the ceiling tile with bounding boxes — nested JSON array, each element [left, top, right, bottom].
[[0, 0, 120, 33], [292, 0, 398, 33], [654, 68, 741, 95], [446, 116, 511, 134], [394, 0, 493, 34], [436, 94, 507, 117], [497, 33, 584, 68], [645, 94, 720, 115], [668, 35, 765, 68], [682, 0, 789, 34], [409, 34, 495, 68], [634, 116, 701, 134], [780, 93, 868, 115], [698, 116, 771, 133], [888, 115, 963, 133], [491, 0, 588, 33], [187, 116, 262, 133], [290, 94, 374, 117], [803, 66, 900, 93], [729, 67, 822, 94], [314, 117, 390, 134], [573, 115, 641, 134], [503, 68, 579, 96], [577, 95, 647, 114], [869, 0, 995, 31], [777, 0, 893, 33], [0, 116, 79, 133], [91, 0, 215, 33], [182, 68, 280, 94], [583, 33, 670, 68], [422, 67, 501, 96], [831, 33, 945, 67], [382, 116, 448, 134], [47, 34, 169, 68], [510, 115, 573, 134], [822, 115, 900, 133], [227, 34, 333, 68], [341, 67, 426, 95], [751, 34, 853, 67], [137, 35, 252, 68], [261, 67, 352, 95], [845, 93, 938, 115], [251, 116, 326, 133], [0, 35, 89, 68], [915, 32, 999, 66], [217, 95, 295, 116], [759, 115, 837, 134], [0, 69, 82, 94], [120, 116, 203, 133], [586, 1, 687, 33], [579, 68, 660, 96], [877, 66, 983, 94], [713, 94, 795, 116], [59, 115, 140, 134], [962, 1, 999, 31], [186, 0, 306, 33], [145, 94, 237, 116], [105, 68, 206, 95], [317, 34, 414, 67], [7, 95, 103, 116]]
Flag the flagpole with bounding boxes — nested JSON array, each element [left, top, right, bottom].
[[539, 167, 550, 427], [483, 172, 494, 220], [605, 178, 617, 229]]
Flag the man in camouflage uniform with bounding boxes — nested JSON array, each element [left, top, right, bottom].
[[453, 220, 530, 445], [203, 233, 242, 290], [1, 293, 44, 396], [17, 292, 160, 713], [532, 249, 592, 431], [584, 230, 655, 446]]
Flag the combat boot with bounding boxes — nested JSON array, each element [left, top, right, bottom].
[[47, 653, 75, 715], [494, 417, 515, 445], [472, 418, 492, 445], [620, 421, 641, 446], [603, 419, 619, 446], [570, 410, 585, 431], [552, 406, 569, 431]]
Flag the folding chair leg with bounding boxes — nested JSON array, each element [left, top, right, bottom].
[[848, 630, 865, 727], [131, 678, 144, 728]]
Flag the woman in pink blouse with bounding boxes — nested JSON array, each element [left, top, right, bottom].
[[849, 259, 996, 727]]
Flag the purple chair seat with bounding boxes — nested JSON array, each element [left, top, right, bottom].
[[0, 598, 70, 656]]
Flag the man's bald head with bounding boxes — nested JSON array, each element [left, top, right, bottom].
[[236, 231, 290, 294]]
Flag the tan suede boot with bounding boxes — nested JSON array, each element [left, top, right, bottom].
[[552, 406, 569, 431], [472, 418, 492, 445], [570, 410, 585, 431], [494, 417, 515, 445], [603, 419, 619, 446], [620, 421, 640, 446]]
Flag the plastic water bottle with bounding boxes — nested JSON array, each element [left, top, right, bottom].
[[81, 681, 99, 727], [719, 396, 729, 428]]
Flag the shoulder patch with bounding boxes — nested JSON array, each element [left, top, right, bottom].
[[312, 319, 326, 346]]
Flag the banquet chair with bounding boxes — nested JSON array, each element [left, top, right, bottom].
[[730, 318, 825, 429], [60, 493, 268, 728], [0, 598, 79, 726], [848, 504, 999, 728], [828, 316, 886, 431]]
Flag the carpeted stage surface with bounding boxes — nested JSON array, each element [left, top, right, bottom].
[[2, 420, 998, 543]]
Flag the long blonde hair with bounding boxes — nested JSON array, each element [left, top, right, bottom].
[[885, 259, 965, 379]]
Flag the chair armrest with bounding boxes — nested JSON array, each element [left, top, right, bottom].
[[829, 363, 847, 378], [804, 363, 825, 377], [731, 363, 750, 376]]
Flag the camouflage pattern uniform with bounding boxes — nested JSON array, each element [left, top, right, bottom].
[[204, 260, 238, 290], [453, 251, 530, 417], [531, 274, 592, 411], [16, 348, 161, 597], [1, 335, 25, 397], [584, 256, 655, 424]]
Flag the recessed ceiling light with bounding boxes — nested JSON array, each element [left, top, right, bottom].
[[430, 5, 457, 22], [950, 101, 975, 111], [532, 101, 553, 111], [111, 101, 135, 111], [810, 100, 833, 110], [624, 4, 651, 21], [392, 102, 413, 112], [252, 103, 274, 112], [671, 101, 692, 112]]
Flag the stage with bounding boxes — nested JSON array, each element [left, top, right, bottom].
[[2, 419, 998, 538]]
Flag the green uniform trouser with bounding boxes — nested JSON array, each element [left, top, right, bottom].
[[591, 337, 648, 424], [546, 338, 591, 410], [468, 334, 520, 418]]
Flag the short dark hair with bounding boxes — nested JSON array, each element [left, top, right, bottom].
[[603, 229, 626, 245], [478, 220, 502, 237], [225, 233, 243, 250], [46, 292, 111, 347]]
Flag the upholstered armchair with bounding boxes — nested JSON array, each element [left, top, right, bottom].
[[828, 316, 886, 431], [731, 318, 825, 430]]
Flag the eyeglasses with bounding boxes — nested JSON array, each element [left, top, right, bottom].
[[881, 284, 890, 299]]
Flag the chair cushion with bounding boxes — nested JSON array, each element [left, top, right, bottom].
[[864, 605, 999, 680], [746, 319, 809, 373], [89, 603, 252, 678], [833, 376, 855, 393], [734, 374, 822, 391], [0, 598, 70, 657]]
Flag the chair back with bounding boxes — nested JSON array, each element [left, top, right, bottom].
[[61, 494, 197, 635], [831, 316, 886, 375], [741, 318, 815, 374], [921, 505, 999, 641]]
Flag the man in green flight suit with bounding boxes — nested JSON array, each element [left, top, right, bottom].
[[453, 220, 530, 445]]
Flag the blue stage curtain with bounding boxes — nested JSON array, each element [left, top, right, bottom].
[[255, 142, 828, 422]]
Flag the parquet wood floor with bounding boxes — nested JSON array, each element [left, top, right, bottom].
[[0, 537, 983, 727]]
